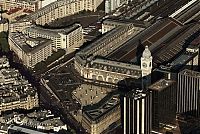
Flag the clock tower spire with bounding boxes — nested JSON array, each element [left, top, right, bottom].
[[141, 45, 152, 77]]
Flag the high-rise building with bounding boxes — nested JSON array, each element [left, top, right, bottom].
[[122, 89, 152, 134], [148, 79, 177, 130], [177, 69, 200, 117]]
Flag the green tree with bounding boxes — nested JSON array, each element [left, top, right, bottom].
[[45, 49, 65, 64], [34, 49, 65, 72], [34, 61, 47, 71], [0, 31, 9, 52]]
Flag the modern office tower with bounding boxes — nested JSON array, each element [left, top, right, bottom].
[[148, 79, 177, 130], [122, 89, 152, 134], [177, 69, 200, 117]]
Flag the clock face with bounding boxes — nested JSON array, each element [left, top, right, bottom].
[[142, 63, 147, 68]]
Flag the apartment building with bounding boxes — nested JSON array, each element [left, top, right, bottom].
[[0, 0, 39, 12], [2, 8, 33, 22], [9, 0, 103, 32], [0, 83, 39, 115], [9, 32, 52, 68], [82, 95, 121, 134], [0, 110, 67, 133], [0, 66, 39, 115], [0, 18, 8, 32], [25, 0, 103, 25], [38, 0, 57, 9], [0, 56, 10, 68], [23, 23, 83, 51], [9, 19, 32, 32]]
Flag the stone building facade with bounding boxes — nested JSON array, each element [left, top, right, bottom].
[[81, 95, 121, 134], [74, 24, 147, 84]]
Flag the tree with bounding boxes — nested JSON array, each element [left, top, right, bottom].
[[0, 32, 9, 52], [34, 49, 65, 72], [45, 49, 65, 64], [34, 61, 47, 71]]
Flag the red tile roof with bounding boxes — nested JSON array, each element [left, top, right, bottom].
[[7, 7, 22, 15], [23, 9, 33, 13]]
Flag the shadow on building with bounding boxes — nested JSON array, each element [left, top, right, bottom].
[[118, 76, 152, 134]]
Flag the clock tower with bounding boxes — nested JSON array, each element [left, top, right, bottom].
[[141, 45, 152, 77]]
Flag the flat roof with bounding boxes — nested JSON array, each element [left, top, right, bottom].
[[125, 88, 150, 99], [83, 93, 120, 122], [148, 79, 175, 91], [8, 125, 48, 134], [171, 54, 193, 67], [72, 83, 111, 106], [157, 50, 198, 72], [179, 69, 200, 77], [9, 32, 52, 54]]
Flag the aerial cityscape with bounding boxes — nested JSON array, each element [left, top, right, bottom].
[[0, 0, 200, 133]]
